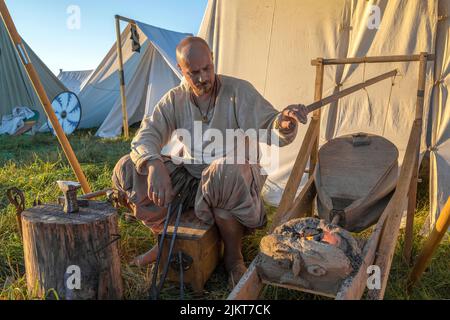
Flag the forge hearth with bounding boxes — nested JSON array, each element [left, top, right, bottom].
[[256, 217, 362, 296]]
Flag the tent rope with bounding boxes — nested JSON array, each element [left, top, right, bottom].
[[87, 85, 120, 93], [361, 60, 374, 124], [382, 72, 397, 136], [262, 0, 277, 96]]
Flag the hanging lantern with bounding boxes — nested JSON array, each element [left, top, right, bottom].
[[130, 24, 140, 53]]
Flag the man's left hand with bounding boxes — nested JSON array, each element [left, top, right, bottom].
[[280, 104, 308, 130]]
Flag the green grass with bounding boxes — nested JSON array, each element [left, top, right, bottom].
[[0, 130, 448, 300]]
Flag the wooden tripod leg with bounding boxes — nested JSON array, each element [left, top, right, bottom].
[[368, 53, 429, 300], [403, 161, 419, 264], [403, 52, 428, 265], [308, 59, 324, 216], [408, 196, 450, 291], [273, 118, 319, 221], [367, 121, 422, 299]]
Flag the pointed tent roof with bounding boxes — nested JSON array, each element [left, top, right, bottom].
[[135, 21, 188, 79], [0, 17, 67, 124], [57, 70, 93, 94], [78, 20, 191, 137]]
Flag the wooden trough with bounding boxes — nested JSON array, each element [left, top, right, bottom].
[[228, 53, 434, 300]]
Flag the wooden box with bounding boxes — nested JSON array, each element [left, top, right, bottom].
[[158, 209, 222, 293]]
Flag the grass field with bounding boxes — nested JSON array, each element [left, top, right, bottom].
[[0, 130, 449, 300]]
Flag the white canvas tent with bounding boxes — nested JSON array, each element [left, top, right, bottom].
[[57, 69, 93, 94], [198, 0, 449, 229], [0, 17, 67, 126], [429, 1, 450, 230], [78, 20, 191, 138]]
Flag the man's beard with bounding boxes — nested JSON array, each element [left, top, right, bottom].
[[193, 82, 212, 96]]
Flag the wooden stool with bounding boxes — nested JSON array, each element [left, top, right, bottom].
[[158, 209, 222, 293]]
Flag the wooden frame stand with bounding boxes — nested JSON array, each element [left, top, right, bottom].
[[228, 53, 434, 300]]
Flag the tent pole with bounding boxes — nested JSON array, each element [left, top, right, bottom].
[[307, 58, 324, 216], [408, 196, 450, 291], [115, 15, 136, 25], [403, 52, 429, 264], [115, 15, 129, 139], [0, 0, 91, 194]]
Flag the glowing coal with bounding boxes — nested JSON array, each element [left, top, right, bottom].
[[256, 217, 362, 296]]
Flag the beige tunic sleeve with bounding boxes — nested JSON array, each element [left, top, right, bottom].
[[234, 80, 298, 147], [130, 90, 177, 175]]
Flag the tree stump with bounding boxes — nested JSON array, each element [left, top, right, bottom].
[[21, 201, 123, 300]]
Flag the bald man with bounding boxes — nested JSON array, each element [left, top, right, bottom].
[[112, 36, 308, 288]]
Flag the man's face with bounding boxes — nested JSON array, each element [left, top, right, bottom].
[[178, 49, 215, 97]]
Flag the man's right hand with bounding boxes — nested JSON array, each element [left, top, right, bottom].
[[146, 159, 174, 207]]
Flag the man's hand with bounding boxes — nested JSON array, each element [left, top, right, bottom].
[[280, 104, 308, 130], [146, 159, 174, 207]]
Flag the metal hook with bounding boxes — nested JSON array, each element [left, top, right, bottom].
[[6, 187, 25, 238]]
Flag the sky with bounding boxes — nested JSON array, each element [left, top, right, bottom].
[[4, 0, 208, 75]]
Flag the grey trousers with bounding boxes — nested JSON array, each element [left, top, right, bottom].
[[112, 155, 267, 233]]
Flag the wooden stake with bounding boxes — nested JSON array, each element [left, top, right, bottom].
[[115, 15, 129, 139], [408, 197, 450, 291], [0, 0, 91, 194], [403, 52, 429, 264]]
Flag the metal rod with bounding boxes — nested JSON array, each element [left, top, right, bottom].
[[7, 188, 25, 238], [311, 54, 435, 66], [179, 251, 184, 300], [157, 204, 183, 297], [305, 69, 398, 114], [0, 0, 91, 194], [115, 15, 129, 139], [149, 204, 174, 300]]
